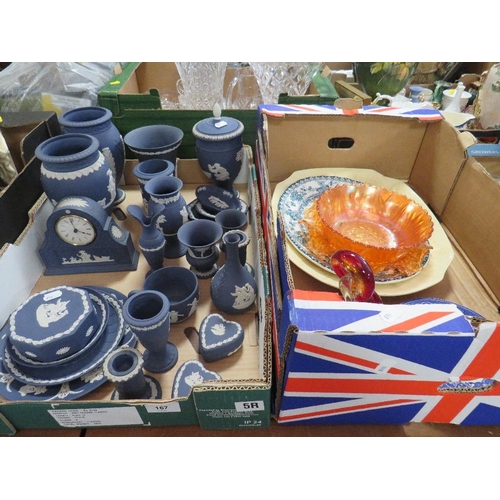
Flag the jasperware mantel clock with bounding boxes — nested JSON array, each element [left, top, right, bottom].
[[39, 196, 139, 275]]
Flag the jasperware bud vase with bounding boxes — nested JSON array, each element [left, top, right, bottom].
[[210, 230, 257, 314], [122, 290, 178, 373]]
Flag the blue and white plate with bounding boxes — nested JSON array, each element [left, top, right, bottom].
[[0, 287, 136, 399], [277, 175, 429, 284]]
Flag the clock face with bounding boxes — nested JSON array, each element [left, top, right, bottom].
[[55, 214, 97, 246]]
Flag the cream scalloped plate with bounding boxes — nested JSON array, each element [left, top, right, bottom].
[[271, 168, 455, 297]]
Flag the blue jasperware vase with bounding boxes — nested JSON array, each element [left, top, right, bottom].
[[132, 158, 175, 210], [177, 219, 223, 279], [122, 290, 178, 373], [210, 230, 257, 314], [59, 106, 126, 205], [35, 133, 116, 213]]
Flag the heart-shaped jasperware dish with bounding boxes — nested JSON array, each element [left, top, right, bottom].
[[171, 359, 222, 399], [198, 313, 244, 363]]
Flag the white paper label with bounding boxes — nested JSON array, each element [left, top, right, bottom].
[[234, 400, 265, 412], [145, 402, 181, 413], [42, 93, 92, 111], [44, 290, 63, 301], [214, 120, 227, 129], [48, 407, 144, 427]]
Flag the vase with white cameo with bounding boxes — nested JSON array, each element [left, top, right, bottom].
[[210, 230, 257, 315]]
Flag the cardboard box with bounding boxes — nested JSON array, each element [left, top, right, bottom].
[[98, 63, 259, 160], [0, 134, 272, 434], [255, 103, 500, 426], [0, 112, 61, 250]]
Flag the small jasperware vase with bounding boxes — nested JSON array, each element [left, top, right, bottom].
[[59, 106, 126, 205], [122, 290, 178, 373], [210, 230, 257, 314], [127, 203, 166, 273], [177, 219, 223, 279], [35, 133, 116, 213], [132, 158, 175, 210], [103, 347, 162, 400], [219, 229, 253, 275], [144, 174, 189, 259]]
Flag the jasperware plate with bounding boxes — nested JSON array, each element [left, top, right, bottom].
[[0, 287, 136, 401], [1, 287, 131, 388]]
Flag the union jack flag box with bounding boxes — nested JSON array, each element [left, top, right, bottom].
[[275, 289, 500, 426], [255, 103, 500, 426]]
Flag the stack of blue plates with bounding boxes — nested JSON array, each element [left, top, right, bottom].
[[0, 286, 136, 402]]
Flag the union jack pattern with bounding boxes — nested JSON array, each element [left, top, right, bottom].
[[277, 291, 500, 426], [259, 104, 443, 121]]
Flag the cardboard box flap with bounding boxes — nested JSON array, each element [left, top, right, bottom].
[[259, 103, 443, 120], [442, 157, 500, 301], [0, 112, 60, 249], [409, 127, 475, 214], [259, 104, 443, 185], [285, 290, 476, 335]]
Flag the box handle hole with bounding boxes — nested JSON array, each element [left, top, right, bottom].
[[328, 137, 354, 149]]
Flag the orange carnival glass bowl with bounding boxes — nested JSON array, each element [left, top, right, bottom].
[[299, 183, 434, 279]]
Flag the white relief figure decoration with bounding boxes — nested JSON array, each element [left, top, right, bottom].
[[19, 384, 48, 397], [231, 283, 256, 310], [156, 214, 167, 231], [1, 371, 15, 392], [82, 367, 105, 384], [235, 147, 244, 163], [211, 323, 226, 336], [62, 250, 114, 265], [169, 310, 182, 323], [180, 205, 189, 224], [185, 371, 204, 387], [106, 168, 116, 201], [187, 298, 198, 318], [208, 162, 230, 181], [102, 147, 116, 180], [208, 196, 229, 210], [36, 299, 70, 328], [46, 382, 84, 400]]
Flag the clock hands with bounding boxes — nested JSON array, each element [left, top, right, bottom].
[[68, 217, 92, 236]]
